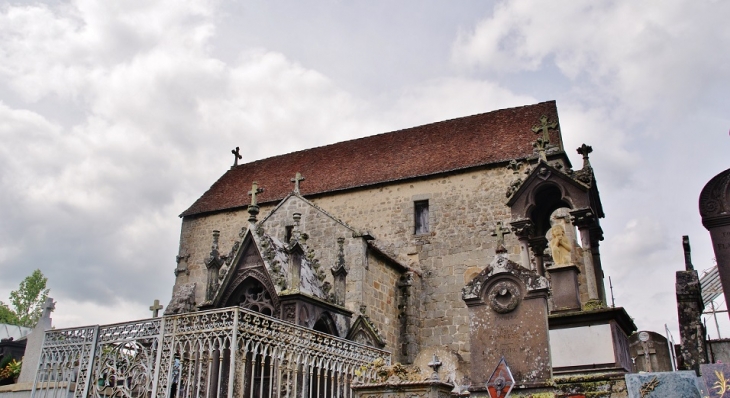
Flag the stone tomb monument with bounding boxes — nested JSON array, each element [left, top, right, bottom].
[[628, 331, 674, 373], [462, 252, 550, 392], [700, 362, 730, 398], [625, 371, 703, 398], [700, 167, 730, 318]]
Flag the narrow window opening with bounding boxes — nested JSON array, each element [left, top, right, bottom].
[[414, 200, 429, 235], [285, 225, 294, 243]]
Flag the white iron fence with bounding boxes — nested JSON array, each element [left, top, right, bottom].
[[31, 307, 390, 398]]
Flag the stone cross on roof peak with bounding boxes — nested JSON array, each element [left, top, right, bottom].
[[531, 115, 559, 143], [248, 182, 264, 206], [231, 147, 242, 167], [577, 143, 593, 168], [291, 172, 305, 193]]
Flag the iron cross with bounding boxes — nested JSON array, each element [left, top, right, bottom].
[[149, 299, 163, 318], [291, 172, 305, 193], [248, 182, 264, 206], [231, 147, 242, 167], [491, 221, 511, 247], [531, 115, 559, 143]]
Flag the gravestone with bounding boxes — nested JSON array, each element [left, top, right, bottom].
[[628, 331, 674, 372], [462, 253, 550, 391], [700, 168, 730, 319], [625, 371, 702, 398], [700, 362, 730, 398], [17, 298, 54, 384]]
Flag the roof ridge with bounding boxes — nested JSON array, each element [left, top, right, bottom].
[[230, 100, 557, 167], [181, 100, 561, 218]]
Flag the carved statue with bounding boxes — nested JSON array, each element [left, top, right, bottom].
[[548, 225, 572, 266]]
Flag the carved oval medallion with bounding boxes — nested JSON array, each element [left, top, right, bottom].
[[487, 281, 522, 313]]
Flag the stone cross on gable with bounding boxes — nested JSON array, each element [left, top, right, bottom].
[[576, 143, 593, 168], [491, 221, 511, 253], [231, 147, 242, 167], [531, 115, 559, 143], [149, 299, 163, 317], [248, 182, 264, 206], [291, 172, 305, 193]]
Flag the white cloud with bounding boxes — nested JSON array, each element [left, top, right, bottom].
[[0, 0, 726, 340], [452, 0, 730, 117]]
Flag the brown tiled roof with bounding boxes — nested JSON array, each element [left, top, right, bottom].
[[181, 101, 562, 217]]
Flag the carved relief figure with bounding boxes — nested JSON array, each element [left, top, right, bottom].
[[548, 225, 572, 266]]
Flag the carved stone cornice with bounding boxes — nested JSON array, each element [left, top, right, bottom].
[[510, 219, 535, 239], [569, 208, 597, 228]]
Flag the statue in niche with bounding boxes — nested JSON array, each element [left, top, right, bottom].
[[546, 207, 578, 266], [548, 224, 572, 266]]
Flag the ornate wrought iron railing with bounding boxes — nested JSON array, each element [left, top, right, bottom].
[[32, 307, 389, 398]]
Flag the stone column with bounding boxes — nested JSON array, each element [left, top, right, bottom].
[[511, 219, 534, 271], [397, 272, 418, 364], [528, 237, 547, 276], [699, 168, 730, 319], [331, 237, 348, 306], [676, 238, 708, 375], [570, 208, 600, 302], [589, 226, 607, 304]]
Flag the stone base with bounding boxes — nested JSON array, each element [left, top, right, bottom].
[[352, 380, 454, 397], [0, 381, 74, 398], [0, 382, 33, 398]]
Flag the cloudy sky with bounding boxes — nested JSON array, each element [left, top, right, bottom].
[[1, 0, 729, 340]]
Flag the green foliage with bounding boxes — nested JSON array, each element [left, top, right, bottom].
[[0, 303, 18, 325], [0, 269, 49, 328]]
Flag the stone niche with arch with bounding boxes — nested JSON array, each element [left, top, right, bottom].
[[507, 159, 607, 308]]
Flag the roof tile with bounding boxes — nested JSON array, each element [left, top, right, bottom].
[[181, 101, 561, 217]]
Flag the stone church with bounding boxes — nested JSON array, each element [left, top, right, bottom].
[[167, 100, 636, 396]]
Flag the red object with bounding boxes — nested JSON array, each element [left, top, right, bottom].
[[182, 101, 561, 217]]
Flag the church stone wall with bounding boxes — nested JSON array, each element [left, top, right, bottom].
[[174, 164, 523, 365], [364, 252, 403, 357], [313, 166, 521, 364]]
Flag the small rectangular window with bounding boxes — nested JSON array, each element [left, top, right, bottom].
[[414, 200, 429, 234], [285, 225, 294, 243]]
